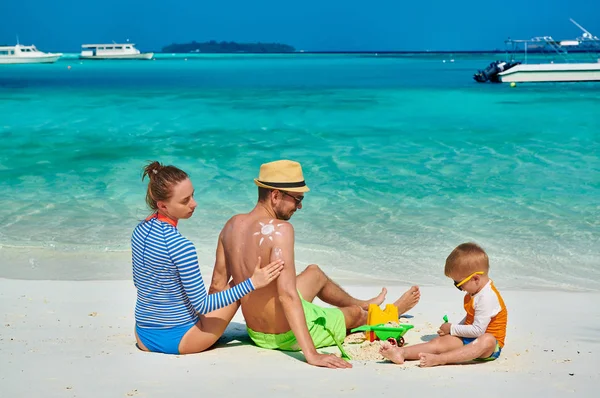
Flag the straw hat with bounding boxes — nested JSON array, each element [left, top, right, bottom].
[[254, 160, 310, 193]]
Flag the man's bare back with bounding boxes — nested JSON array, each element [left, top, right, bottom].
[[220, 213, 293, 334]]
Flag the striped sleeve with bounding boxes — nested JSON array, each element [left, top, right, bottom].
[[166, 236, 255, 314]]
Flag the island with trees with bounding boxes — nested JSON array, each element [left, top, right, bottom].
[[161, 41, 295, 53]]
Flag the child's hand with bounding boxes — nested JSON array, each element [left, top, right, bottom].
[[437, 322, 451, 336]]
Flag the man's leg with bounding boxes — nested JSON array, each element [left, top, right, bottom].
[[418, 333, 498, 367], [393, 286, 421, 315], [296, 264, 420, 314], [296, 264, 386, 310], [339, 305, 368, 330], [380, 335, 464, 364]]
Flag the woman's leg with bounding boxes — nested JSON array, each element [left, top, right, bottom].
[[178, 301, 241, 354], [135, 328, 149, 351]]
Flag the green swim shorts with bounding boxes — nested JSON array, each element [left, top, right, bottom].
[[247, 293, 346, 351]]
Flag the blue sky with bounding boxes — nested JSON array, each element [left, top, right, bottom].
[[1, 0, 598, 51]]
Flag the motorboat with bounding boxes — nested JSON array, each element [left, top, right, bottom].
[[474, 19, 600, 83], [0, 44, 62, 64]]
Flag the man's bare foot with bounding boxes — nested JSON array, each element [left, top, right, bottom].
[[393, 286, 420, 314], [361, 288, 387, 310], [418, 352, 444, 367], [379, 340, 405, 364]]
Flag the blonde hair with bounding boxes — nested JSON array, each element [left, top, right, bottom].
[[444, 242, 489, 277]]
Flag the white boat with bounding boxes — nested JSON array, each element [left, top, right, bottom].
[[474, 19, 600, 83], [497, 61, 600, 83], [79, 43, 154, 60], [0, 44, 62, 64]]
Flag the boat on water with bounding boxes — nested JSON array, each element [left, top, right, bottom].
[[0, 44, 62, 64], [79, 43, 153, 60], [474, 19, 600, 83]]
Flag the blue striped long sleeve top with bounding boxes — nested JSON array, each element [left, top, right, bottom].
[[132, 215, 254, 328]]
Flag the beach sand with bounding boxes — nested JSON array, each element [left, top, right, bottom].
[[1, 279, 598, 397]]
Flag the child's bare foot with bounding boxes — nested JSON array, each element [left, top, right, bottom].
[[418, 352, 443, 367], [361, 288, 387, 309], [393, 286, 420, 314], [379, 340, 405, 364]]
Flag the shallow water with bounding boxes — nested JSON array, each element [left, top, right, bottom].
[[1, 54, 598, 289]]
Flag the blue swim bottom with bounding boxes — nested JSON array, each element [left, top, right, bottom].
[[461, 337, 502, 361], [135, 321, 197, 355]]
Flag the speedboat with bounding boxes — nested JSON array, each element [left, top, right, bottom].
[[0, 44, 62, 64], [474, 19, 600, 83]]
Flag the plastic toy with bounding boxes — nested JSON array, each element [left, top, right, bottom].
[[360, 304, 402, 342], [350, 323, 414, 347], [313, 317, 352, 360], [367, 303, 399, 326]]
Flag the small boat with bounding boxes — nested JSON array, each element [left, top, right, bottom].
[[474, 19, 600, 83], [495, 61, 600, 83], [79, 43, 153, 60], [0, 44, 62, 64]]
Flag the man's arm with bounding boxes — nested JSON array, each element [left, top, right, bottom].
[[209, 232, 230, 294], [274, 223, 351, 369], [273, 224, 319, 359]]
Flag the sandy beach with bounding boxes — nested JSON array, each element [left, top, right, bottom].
[[2, 278, 598, 397]]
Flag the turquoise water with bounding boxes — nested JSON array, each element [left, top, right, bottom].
[[1, 54, 599, 289]]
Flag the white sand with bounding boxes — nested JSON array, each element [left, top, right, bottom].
[[1, 279, 599, 397]]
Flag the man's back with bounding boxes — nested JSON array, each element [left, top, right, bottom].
[[221, 213, 292, 334]]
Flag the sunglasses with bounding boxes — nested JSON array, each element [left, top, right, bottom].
[[453, 271, 484, 290], [281, 191, 304, 205]]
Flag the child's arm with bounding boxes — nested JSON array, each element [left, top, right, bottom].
[[451, 292, 501, 338]]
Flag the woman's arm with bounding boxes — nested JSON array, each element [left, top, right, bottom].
[[170, 237, 255, 314]]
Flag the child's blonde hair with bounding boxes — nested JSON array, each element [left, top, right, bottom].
[[444, 242, 489, 277]]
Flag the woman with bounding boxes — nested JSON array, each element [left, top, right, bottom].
[[132, 161, 284, 354]]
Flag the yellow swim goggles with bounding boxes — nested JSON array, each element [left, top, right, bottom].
[[453, 271, 484, 290]]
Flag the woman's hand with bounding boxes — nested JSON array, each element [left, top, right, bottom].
[[250, 256, 284, 289]]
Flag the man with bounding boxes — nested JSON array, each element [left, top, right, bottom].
[[209, 160, 420, 368]]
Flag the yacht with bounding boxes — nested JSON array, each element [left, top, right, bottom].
[[0, 44, 62, 64], [474, 19, 600, 83], [79, 43, 153, 60]]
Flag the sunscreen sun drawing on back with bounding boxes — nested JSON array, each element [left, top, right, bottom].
[[254, 219, 284, 246]]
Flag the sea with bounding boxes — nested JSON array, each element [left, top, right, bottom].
[[1, 53, 598, 290]]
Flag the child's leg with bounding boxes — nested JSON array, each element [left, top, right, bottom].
[[419, 333, 497, 368], [380, 335, 463, 364]]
